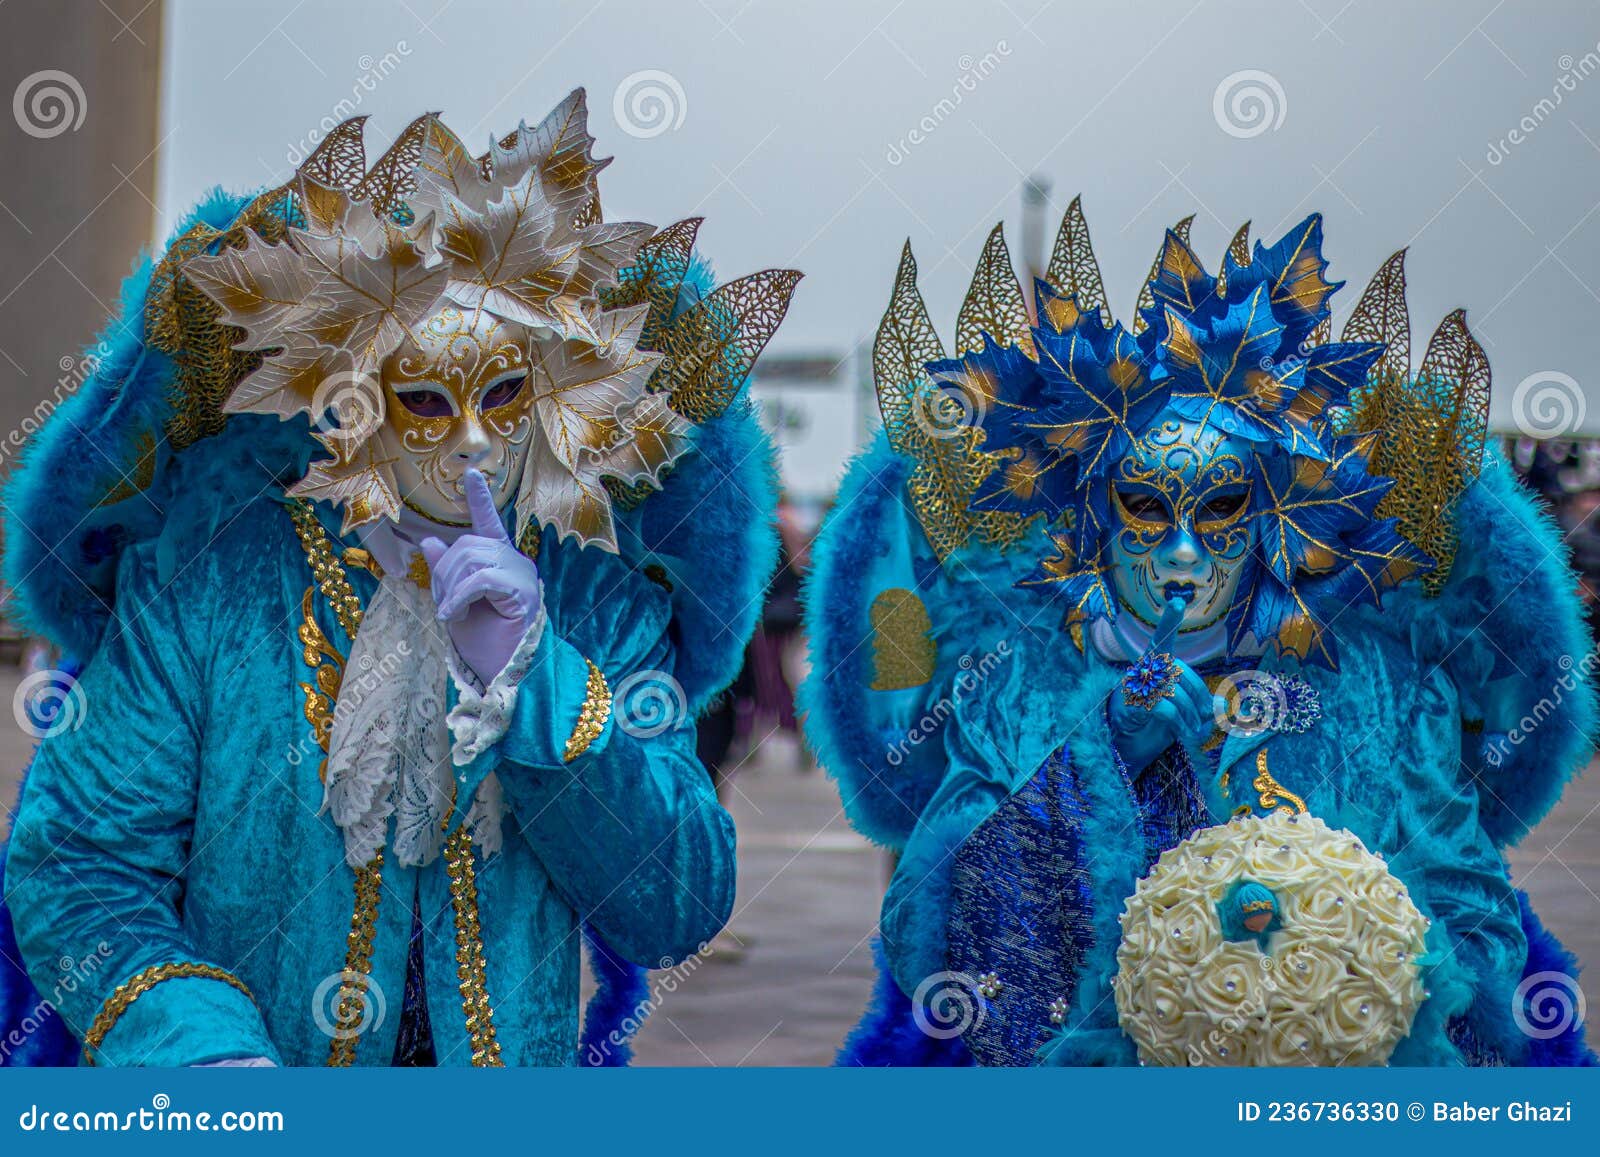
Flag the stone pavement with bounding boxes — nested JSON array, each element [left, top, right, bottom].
[[1, 670, 1595, 1066]]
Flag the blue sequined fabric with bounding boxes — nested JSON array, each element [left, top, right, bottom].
[[946, 746, 1095, 1067], [946, 741, 1211, 1066]]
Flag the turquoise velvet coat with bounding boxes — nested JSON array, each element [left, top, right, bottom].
[[805, 432, 1597, 1066], [4, 489, 736, 1067], [0, 190, 778, 1067]]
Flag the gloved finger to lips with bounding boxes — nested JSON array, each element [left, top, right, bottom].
[[464, 469, 511, 543]]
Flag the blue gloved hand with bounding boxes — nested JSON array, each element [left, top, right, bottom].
[[1107, 598, 1216, 774], [420, 469, 543, 684]]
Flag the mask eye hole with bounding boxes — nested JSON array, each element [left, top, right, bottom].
[[1199, 491, 1249, 523], [394, 387, 455, 419], [480, 373, 527, 413], [1114, 488, 1169, 524], [1203, 489, 1248, 528]]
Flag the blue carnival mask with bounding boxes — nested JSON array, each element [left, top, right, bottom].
[[1108, 417, 1256, 631], [929, 213, 1436, 667]]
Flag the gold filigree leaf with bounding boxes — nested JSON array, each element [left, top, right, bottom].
[[1395, 310, 1491, 591], [873, 242, 946, 456], [1043, 195, 1107, 314], [873, 241, 1032, 560], [955, 223, 1033, 356], [1418, 308, 1489, 398], [1226, 221, 1251, 268], [298, 117, 368, 192], [354, 113, 435, 217], [869, 588, 937, 691], [600, 216, 702, 347], [651, 268, 803, 422], [1341, 249, 1410, 383], [1132, 214, 1195, 334]]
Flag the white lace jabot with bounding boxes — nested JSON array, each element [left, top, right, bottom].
[[319, 513, 541, 869]]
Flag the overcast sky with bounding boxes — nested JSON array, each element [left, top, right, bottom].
[[158, 0, 1600, 493]]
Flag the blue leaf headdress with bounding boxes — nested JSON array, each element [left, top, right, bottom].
[[869, 201, 1488, 668]]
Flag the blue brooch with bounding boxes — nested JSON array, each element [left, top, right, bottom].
[[1121, 651, 1179, 710], [1223, 671, 1321, 735]]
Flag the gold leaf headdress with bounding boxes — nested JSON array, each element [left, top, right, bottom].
[[177, 90, 668, 542], [159, 91, 800, 547]]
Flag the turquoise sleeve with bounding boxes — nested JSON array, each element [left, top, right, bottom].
[[486, 619, 736, 969], [2, 545, 279, 1066]]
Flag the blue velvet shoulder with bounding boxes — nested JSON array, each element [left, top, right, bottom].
[[1354, 451, 1598, 845], [800, 429, 1063, 848]]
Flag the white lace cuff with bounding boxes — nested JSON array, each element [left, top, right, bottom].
[[446, 591, 548, 766]]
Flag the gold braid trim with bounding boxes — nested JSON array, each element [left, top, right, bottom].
[[444, 828, 503, 1066], [326, 852, 384, 1067], [297, 587, 346, 783], [286, 497, 386, 1067], [1252, 749, 1308, 816], [288, 500, 364, 637], [83, 962, 254, 1065], [564, 660, 612, 762]]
